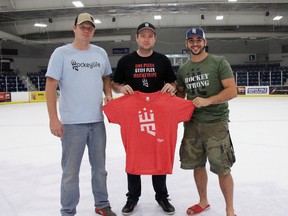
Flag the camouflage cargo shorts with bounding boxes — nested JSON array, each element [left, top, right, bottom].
[[179, 120, 236, 175]]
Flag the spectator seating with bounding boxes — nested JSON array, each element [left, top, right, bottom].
[[0, 71, 28, 92], [232, 64, 288, 86], [27, 71, 46, 91], [1, 64, 288, 93]]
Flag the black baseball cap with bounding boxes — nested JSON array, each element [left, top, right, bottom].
[[137, 22, 156, 34]]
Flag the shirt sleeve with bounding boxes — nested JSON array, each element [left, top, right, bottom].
[[102, 97, 123, 124], [163, 55, 177, 83], [112, 55, 127, 84], [173, 96, 195, 123], [219, 57, 234, 80], [102, 50, 113, 77], [45, 48, 64, 80]]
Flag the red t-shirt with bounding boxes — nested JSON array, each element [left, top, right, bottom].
[[103, 91, 194, 175]]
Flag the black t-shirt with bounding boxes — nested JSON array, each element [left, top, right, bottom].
[[113, 51, 176, 93]]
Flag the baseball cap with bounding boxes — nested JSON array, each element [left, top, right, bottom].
[[186, 27, 206, 39], [137, 22, 156, 34], [74, 13, 95, 27]]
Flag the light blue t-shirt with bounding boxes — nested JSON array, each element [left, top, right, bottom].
[[46, 43, 112, 124]]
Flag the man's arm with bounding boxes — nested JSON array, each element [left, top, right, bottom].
[[102, 75, 113, 103], [45, 77, 63, 137], [193, 78, 237, 108], [176, 85, 186, 99]]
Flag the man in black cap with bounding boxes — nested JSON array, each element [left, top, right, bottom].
[[112, 22, 177, 215]]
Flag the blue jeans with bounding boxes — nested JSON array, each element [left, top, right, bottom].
[[60, 122, 110, 216]]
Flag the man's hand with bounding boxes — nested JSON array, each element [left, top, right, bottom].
[[192, 97, 211, 108], [118, 85, 134, 95], [104, 95, 113, 104], [161, 83, 177, 95], [50, 119, 64, 138]]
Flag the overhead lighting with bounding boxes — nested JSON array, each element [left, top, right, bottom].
[[94, 19, 101, 24], [228, 0, 237, 2], [167, 3, 178, 6], [154, 15, 162, 20], [216, 15, 224, 20], [34, 23, 47, 27], [273, 16, 283, 21], [72, 1, 84, 7]]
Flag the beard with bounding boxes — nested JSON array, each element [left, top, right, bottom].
[[187, 45, 206, 55]]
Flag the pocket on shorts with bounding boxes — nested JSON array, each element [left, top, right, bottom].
[[221, 137, 236, 167]]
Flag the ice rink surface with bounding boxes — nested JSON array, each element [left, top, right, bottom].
[[1, 96, 288, 216]]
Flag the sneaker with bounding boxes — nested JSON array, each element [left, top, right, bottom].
[[158, 199, 175, 215], [95, 206, 117, 216], [122, 200, 137, 215]]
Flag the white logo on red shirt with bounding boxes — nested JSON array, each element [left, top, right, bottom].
[[138, 108, 156, 136]]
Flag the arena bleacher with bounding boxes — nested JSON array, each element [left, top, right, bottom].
[[1, 63, 288, 93], [0, 70, 27, 92]]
